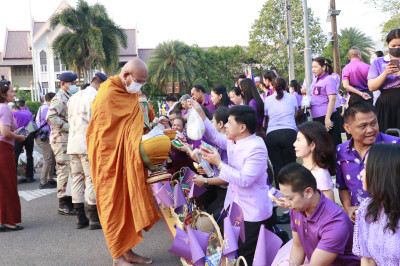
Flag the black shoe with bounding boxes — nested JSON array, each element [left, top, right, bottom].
[[18, 178, 27, 184], [39, 182, 57, 189], [47, 179, 57, 185], [0, 224, 24, 232], [276, 213, 290, 224], [26, 178, 35, 183], [58, 197, 76, 215]]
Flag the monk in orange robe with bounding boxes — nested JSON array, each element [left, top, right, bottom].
[[86, 58, 160, 266]]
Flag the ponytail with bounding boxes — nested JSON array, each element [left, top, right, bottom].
[[272, 77, 287, 100]]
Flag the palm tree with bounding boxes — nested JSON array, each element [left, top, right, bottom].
[[147, 40, 197, 94], [50, 0, 127, 82], [339, 27, 374, 63]]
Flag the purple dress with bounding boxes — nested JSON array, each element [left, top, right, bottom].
[[353, 198, 400, 265]]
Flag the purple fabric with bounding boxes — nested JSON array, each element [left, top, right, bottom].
[[253, 224, 282, 266], [264, 91, 298, 134], [182, 168, 195, 187], [182, 109, 188, 116], [156, 182, 174, 207], [0, 103, 17, 146], [336, 133, 400, 206], [174, 183, 187, 214], [248, 99, 264, 125], [340, 97, 346, 105], [188, 182, 206, 198], [36, 103, 51, 136], [223, 217, 240, 259], [151, 182, 163, 205], [368, 56, 400, 90], [290, 192, 360, 265], [309, 72, 337, 118], [168, 226, 192, 260], [342, 59, 370, 91], [331, 73, 341, 109], [12, 110, 32, 129], [229, 201, 245, 242], [189, 134, 214, 150], [187, 226, 209, 266], [353, 197, 400, 265], [213, 146, 228, 176], [261, 93, 267, 102], [293, 91, 303, 106], [203, 119, 273, 222], [202, 93, 217, 116]]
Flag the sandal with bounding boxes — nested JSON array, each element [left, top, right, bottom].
[[0, 224, 24, 232]]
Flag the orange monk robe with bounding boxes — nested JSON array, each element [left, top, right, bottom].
[[86, 75, 160, 259]]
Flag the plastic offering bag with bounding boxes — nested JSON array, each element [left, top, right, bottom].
[[301, 95, 311, 109], [186, 108, 205, 140]]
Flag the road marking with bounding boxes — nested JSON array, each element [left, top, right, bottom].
[[18, 188, 57, 201]]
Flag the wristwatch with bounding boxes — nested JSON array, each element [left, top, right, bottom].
[[204, 179, 209, 188], [217, 162, 225, 171]]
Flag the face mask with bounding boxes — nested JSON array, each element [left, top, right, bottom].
[[389, 48, 400, 58], [68, 84, 78, 94], [125, 75, 143, 94]]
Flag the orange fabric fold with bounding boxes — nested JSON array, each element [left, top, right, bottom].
[[86, 75, 160, 259]]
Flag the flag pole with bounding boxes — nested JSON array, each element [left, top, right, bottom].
[[28, 0, 39, 102]]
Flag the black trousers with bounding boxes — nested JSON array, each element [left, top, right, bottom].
[[238, 216, 274, 266], [313, 111, 342, 148], [14, 137, 34, 179], [348, 89, 373, 106], [266, 129, 297, 189]]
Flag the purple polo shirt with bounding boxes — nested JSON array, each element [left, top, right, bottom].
[[293, 91, 303, 106], [330, 73, 341, 109], [336, 133, 400, 206], [342, 59, 370, 91], [309, 72, 337, 118], [264, 91, 298, 134], [0, 103, 17, 146], [368, 55, 400, 90], [12, 110, 33, 129], [248, 99, 264, 125], [36, 103, 51, 137], [290, 192, 360, 265], [202, 93, 217, 116]]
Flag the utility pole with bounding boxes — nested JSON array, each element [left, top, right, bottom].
[[302, 0, 312, 96], [285, 0, 295, 81], [330, 0, 341, 74]]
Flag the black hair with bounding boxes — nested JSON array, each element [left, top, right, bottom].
[[237, 74, 246, 79], [272, 77, 287, 100], [173, 117, 186, 127], [227, 105, 257, 135], [91, 77, 103, 85], [17, 99, 26, 107], [213, 107, 229, 125], [230, 87, 243, 97], [290, 80, 302, 95], [192, 85, 206, 93], [263, 70, 277, 83], [374, 51, 384, 58], [201, 106, 212, 120], [298, 121, 336, 175], [211, 84, 233, 107], [365, 143, 400, 234], [278, 163, 317, 194], [166, 95, 177, 102], [344, 102, 377, 123], [12, 105, 21, 110], [386, 28, 400, 44], [0, 81, 11, 103], [45, 92, 56, 102], [81, 83, 90, 90], [239, 78, 264, 119], [169, 108, 182, 116], [174, 102, 183, 111], [312, 57, 333, 75]]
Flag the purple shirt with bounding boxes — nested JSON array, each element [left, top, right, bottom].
[[310, 72, 337, 118], [36, 103, 51, 137], [0, 103, 17, 146], [264, 91, 298, 134], [330, 73, 341, 109], [203, 119, 273, 222], [248, 99, 264, 125], [290, 192, 360, 265], [340, 96, 346, 105], [368, 55, 400, 90], [213, 146, 228, 177], [202, 93, 217, 116], [293, 91, 303, 106], [342, 59, 370, 91], [336, 133, 400, 206], [353, 198, 400, 265], [12, 110, 32, 129], [182, 109, 188, 116]]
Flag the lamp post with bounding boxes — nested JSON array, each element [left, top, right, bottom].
[[302, 0, 312, 96], [285, 0, 295, 81]]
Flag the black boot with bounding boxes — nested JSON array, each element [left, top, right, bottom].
[[58, 197, 76, 215], [66, 196, 75, 214], [74, 203, 89, 229], [88, 205, 102, 230]]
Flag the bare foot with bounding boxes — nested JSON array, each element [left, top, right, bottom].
[[123, 249, 152, 264], [113, 256, 134, 266]]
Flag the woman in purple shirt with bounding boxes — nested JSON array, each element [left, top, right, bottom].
[[310, 57, 342, 148], [354, 143, 400, 265], [0, 81, 25, 231], [228, 87, 244, 106], [368, 29, 400, 133], [210, 84, 233, 108], [240, 78, 266, 144]]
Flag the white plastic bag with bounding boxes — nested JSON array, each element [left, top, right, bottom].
[[301, 95, 311, 109], [186, 108, 205, 140]]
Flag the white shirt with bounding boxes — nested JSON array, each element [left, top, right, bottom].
[[67, 86, 98, 154]]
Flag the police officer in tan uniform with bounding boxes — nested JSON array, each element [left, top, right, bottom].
[[46, 72, 78, 215]]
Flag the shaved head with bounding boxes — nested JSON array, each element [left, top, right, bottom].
[[348, 46, 361, 59], [119, 58, 149, 87]]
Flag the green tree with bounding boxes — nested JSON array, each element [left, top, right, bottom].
[[381, 13, 400, 42], [50, 0, 127, 81], [248, 0, 325, 82], [366, 0, 400, 42], [322, 27, 374, 69], [147, 40, 197, 94]]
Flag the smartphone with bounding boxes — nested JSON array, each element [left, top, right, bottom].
[[390, 58, 400, 68]]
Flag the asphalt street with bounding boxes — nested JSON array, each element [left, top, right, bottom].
[[1, 167, 292, 266]]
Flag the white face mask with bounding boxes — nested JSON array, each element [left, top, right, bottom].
[[125, 74, 144, 94]]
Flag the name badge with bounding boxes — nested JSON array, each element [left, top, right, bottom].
[[313, 86, 322, 95]]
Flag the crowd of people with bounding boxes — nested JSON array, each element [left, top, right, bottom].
[[0, 28, 399, 265]]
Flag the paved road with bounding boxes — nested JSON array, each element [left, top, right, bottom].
[[1, 168, 292, 266]]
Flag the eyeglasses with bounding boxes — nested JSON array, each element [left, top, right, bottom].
[[130, 74, 146, 86]]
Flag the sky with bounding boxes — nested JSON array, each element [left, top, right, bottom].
[[0, 0, 389, 54]]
